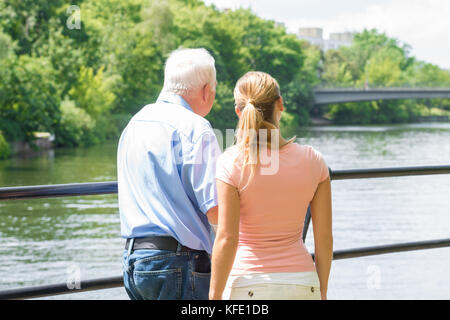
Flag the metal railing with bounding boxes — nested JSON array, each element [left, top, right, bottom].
[[0, 165, 449, 300]]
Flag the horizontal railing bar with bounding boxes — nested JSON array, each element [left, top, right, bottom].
[[1, 165, 449, 201], [1, 237, 450, 300], [0, 181, 117, 201], [329, 165, 450, 180], [317, 238, 450, 260], [0, 276, 124, 300]]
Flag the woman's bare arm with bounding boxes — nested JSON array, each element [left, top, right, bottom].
[[209, 180, 240, 300], [206, 205, 218, 225], [310, 177, 333, 300]]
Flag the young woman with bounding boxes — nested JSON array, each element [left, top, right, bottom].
[[209, 71, 333, 300]]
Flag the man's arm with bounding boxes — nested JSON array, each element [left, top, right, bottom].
[[185, 129, 221, 220]]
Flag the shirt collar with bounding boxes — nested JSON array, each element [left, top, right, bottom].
[[157, 91, 193, 112]]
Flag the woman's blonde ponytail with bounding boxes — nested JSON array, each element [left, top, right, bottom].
[[236, 101, 262, 187], [233, 71, 295, 190]]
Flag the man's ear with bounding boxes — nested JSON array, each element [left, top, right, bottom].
[[202, 84, 210, 102]]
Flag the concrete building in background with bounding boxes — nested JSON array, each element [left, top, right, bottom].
[[298, 27, 324, 49], [298, 28, 354, 51], [326, 32, 354, 50], [275, 21, 286, 29]]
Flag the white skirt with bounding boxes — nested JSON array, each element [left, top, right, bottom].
[[222, 271, 321, 300]]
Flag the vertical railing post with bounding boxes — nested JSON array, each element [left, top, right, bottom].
[[302, 205, 312, 242]]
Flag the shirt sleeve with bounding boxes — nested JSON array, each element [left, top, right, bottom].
[[182, 130, 222, 214], [215, 150, 238, 188], [311, 147, 330, 183]]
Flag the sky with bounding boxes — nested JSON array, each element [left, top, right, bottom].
[[203, 0, 450, 70]]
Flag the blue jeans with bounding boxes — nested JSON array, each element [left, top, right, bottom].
[[122, 244, 211, 300]]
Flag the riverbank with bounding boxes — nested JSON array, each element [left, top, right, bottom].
[[310, 116, 334, 126], [11, 132, 54, 156], [416, 115, 450, 122]]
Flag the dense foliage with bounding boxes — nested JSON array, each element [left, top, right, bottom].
[[0, 0, 449, 158]]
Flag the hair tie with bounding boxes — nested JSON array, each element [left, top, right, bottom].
[[246, 99, 256, 108]]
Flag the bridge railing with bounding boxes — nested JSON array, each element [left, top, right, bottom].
[[0, 165, 450, 299], [314, 85, 450, 90], [312, 87, 450, 105]]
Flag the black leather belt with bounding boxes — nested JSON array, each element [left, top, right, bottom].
[[125, 236, 203, 252]]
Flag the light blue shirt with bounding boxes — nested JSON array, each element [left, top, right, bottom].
[[117, 92, 221, 253]]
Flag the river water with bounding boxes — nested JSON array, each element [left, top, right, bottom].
[[0, 123, 449, 300]]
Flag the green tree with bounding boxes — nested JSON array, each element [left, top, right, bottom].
[[0, 29, 16, 59], [0, 0, 71, 55], [283, 42, 322, 125], [79, 0, 165, 114], [69, 66, 117, 119], [55, 98, 95, 147], [0, 55, 60, 142], [322, 49, 354, 87], [363, 47, 404, 87]]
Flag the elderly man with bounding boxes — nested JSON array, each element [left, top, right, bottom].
[[118, 48, 220, 300]]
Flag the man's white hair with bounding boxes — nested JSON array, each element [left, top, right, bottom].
[[163, 48, 216, 96]]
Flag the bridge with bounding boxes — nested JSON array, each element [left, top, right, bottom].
[[313, 88, 450, 105]]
